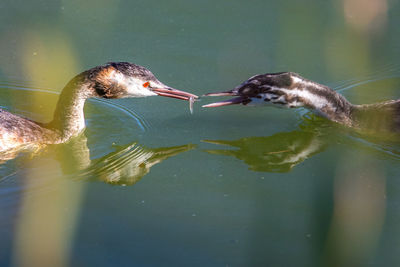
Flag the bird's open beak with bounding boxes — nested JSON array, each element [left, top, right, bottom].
[[202, 91, 248, 107], [152, 87, 198, 101]]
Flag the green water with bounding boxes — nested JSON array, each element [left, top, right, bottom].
[[1, 0, 400, 266]]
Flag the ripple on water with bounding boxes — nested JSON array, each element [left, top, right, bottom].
[[332, 63, 400, 94]]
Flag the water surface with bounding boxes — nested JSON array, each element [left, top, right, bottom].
[[1, 0, 400, 266]]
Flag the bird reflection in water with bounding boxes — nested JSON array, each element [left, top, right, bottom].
[[55, 134, 195, 185], [81, 143, 195, 185], [204, 113, 400, 173], [203, 115, 340, 173]]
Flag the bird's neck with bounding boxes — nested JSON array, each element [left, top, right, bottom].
[[48, 73, 95, 141], [350, 100, 400, 132], [290, 76, 354, 126]]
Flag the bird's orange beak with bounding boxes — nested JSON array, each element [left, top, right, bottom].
[[152, 87, 198, 101]]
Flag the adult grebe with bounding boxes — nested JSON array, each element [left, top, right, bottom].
[[0, 62, 198, 152], [203, 72, 400, 132]]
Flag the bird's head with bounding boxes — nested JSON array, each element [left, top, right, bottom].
[[203, 72, 308, 109], [89, 62, 198, 101]]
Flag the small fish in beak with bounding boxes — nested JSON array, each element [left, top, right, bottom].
[[151, 86, 199, 113]]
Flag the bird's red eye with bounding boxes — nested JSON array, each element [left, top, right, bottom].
[[143, 82, 150, 88]]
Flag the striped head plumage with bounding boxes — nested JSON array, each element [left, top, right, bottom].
[[203, 71, 356, 127], [203, 72, 338, 109]]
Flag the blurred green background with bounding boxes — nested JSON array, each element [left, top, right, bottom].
[[1, 0, 400, 266]]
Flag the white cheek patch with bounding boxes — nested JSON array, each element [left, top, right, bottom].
[[125, 78, 157, 97], [109, 71, 156, 97]]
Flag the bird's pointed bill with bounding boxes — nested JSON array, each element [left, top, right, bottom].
[[202, 96, 248, 107], [151, 87, 198, 101], [202, 90, 248, 108], [203, 91, 236, 97], [203, 90, 249, 107]]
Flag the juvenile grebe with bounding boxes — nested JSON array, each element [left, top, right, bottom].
[[204, 72, 400, 132], [0, 62, 198, 152]]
